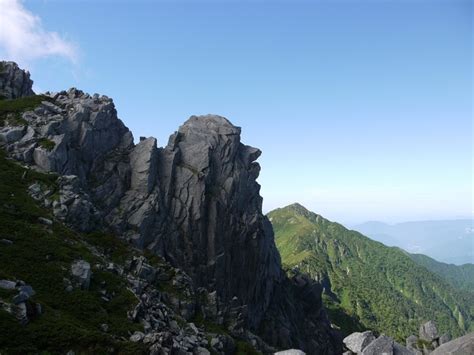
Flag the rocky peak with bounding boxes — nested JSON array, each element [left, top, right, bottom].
[[0, 61, 35, 99], [0, 62, 342, 354], [152, 114, 282, 325], [180, 114, 241, 136]]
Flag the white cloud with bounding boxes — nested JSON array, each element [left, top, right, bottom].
[[0, 0, 78, 65]]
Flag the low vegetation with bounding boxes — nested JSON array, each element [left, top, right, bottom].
[[0, 150, 146, 354], [0, 94, 52, 126], [38, 138, 56, 151]]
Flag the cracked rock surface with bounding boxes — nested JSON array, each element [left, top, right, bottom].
[[0, 61, 341, 354]]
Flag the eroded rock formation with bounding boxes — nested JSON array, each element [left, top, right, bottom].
[[0, 61, 341, 354]]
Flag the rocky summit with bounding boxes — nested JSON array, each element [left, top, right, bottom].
[[0, 61, 341, 354], [0, 61, 35, 99]]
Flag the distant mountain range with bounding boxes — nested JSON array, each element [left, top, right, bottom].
[[352, 219, 474, 265], [269, 203, 474, 342]]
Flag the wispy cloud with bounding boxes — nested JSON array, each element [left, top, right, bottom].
[[0, 0, 78, 66]]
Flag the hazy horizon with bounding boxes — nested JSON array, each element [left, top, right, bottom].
[[0, 0, 472, 224]]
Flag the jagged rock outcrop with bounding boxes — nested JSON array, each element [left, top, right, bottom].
[[0, 61, 341, 354], [0, 61, 35, 99]]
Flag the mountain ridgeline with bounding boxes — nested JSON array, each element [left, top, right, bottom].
[[408, 253, 474, 293], [0, 61, 341, 354], [269, 203, 474, 342]]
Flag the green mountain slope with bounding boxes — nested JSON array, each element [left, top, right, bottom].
[[269, 203, 474, 342], [409, 253, 474, 293]]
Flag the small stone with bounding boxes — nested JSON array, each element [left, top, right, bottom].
[[16, 302, 28, 323], [38, 217, 53, 226], [71, 260, 91, 290], [0, 239, 13, 245], [186, 322, 199, 335], [169, 319, 179, 332], [13, 292, 30, 304], [274, 350, 306, 355], [0, 280, 16, 290], [130, 331, 145, 342], [100, 323, 109, 332], [19, 285, 35, 297]]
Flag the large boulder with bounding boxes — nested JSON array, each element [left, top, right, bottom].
[[344, 331, 376, 353], [362, 335, 394, 355], [393, 342, 415, 355], [0, 61, 34, 99], [274, 350, 306, 355], [431, 332, 474, 355]]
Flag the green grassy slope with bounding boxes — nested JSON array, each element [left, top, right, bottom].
[[269, 203, 474, 342], [0, 150, 147, 354], [409, 253, 474, 293]]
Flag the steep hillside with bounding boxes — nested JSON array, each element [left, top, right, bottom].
[[269, 203, 474, 342], [409, 253, 474, 293]]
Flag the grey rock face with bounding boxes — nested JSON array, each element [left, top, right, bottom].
[[344, 331, 376, 353], [0, 61, 34, 99], [1, 63, 341, 354], [150, 115, 282, 326], [431, 332, 474, 355], [71, 260, 92, 289], [129, 137, 158, 194], [419, 320, 439, 342], [361, 335, 394, 355]]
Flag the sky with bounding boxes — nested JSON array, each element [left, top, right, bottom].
[[0, 0, 472, 224]]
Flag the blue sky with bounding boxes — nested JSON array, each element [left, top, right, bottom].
[[1, 0, 472, 223]]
